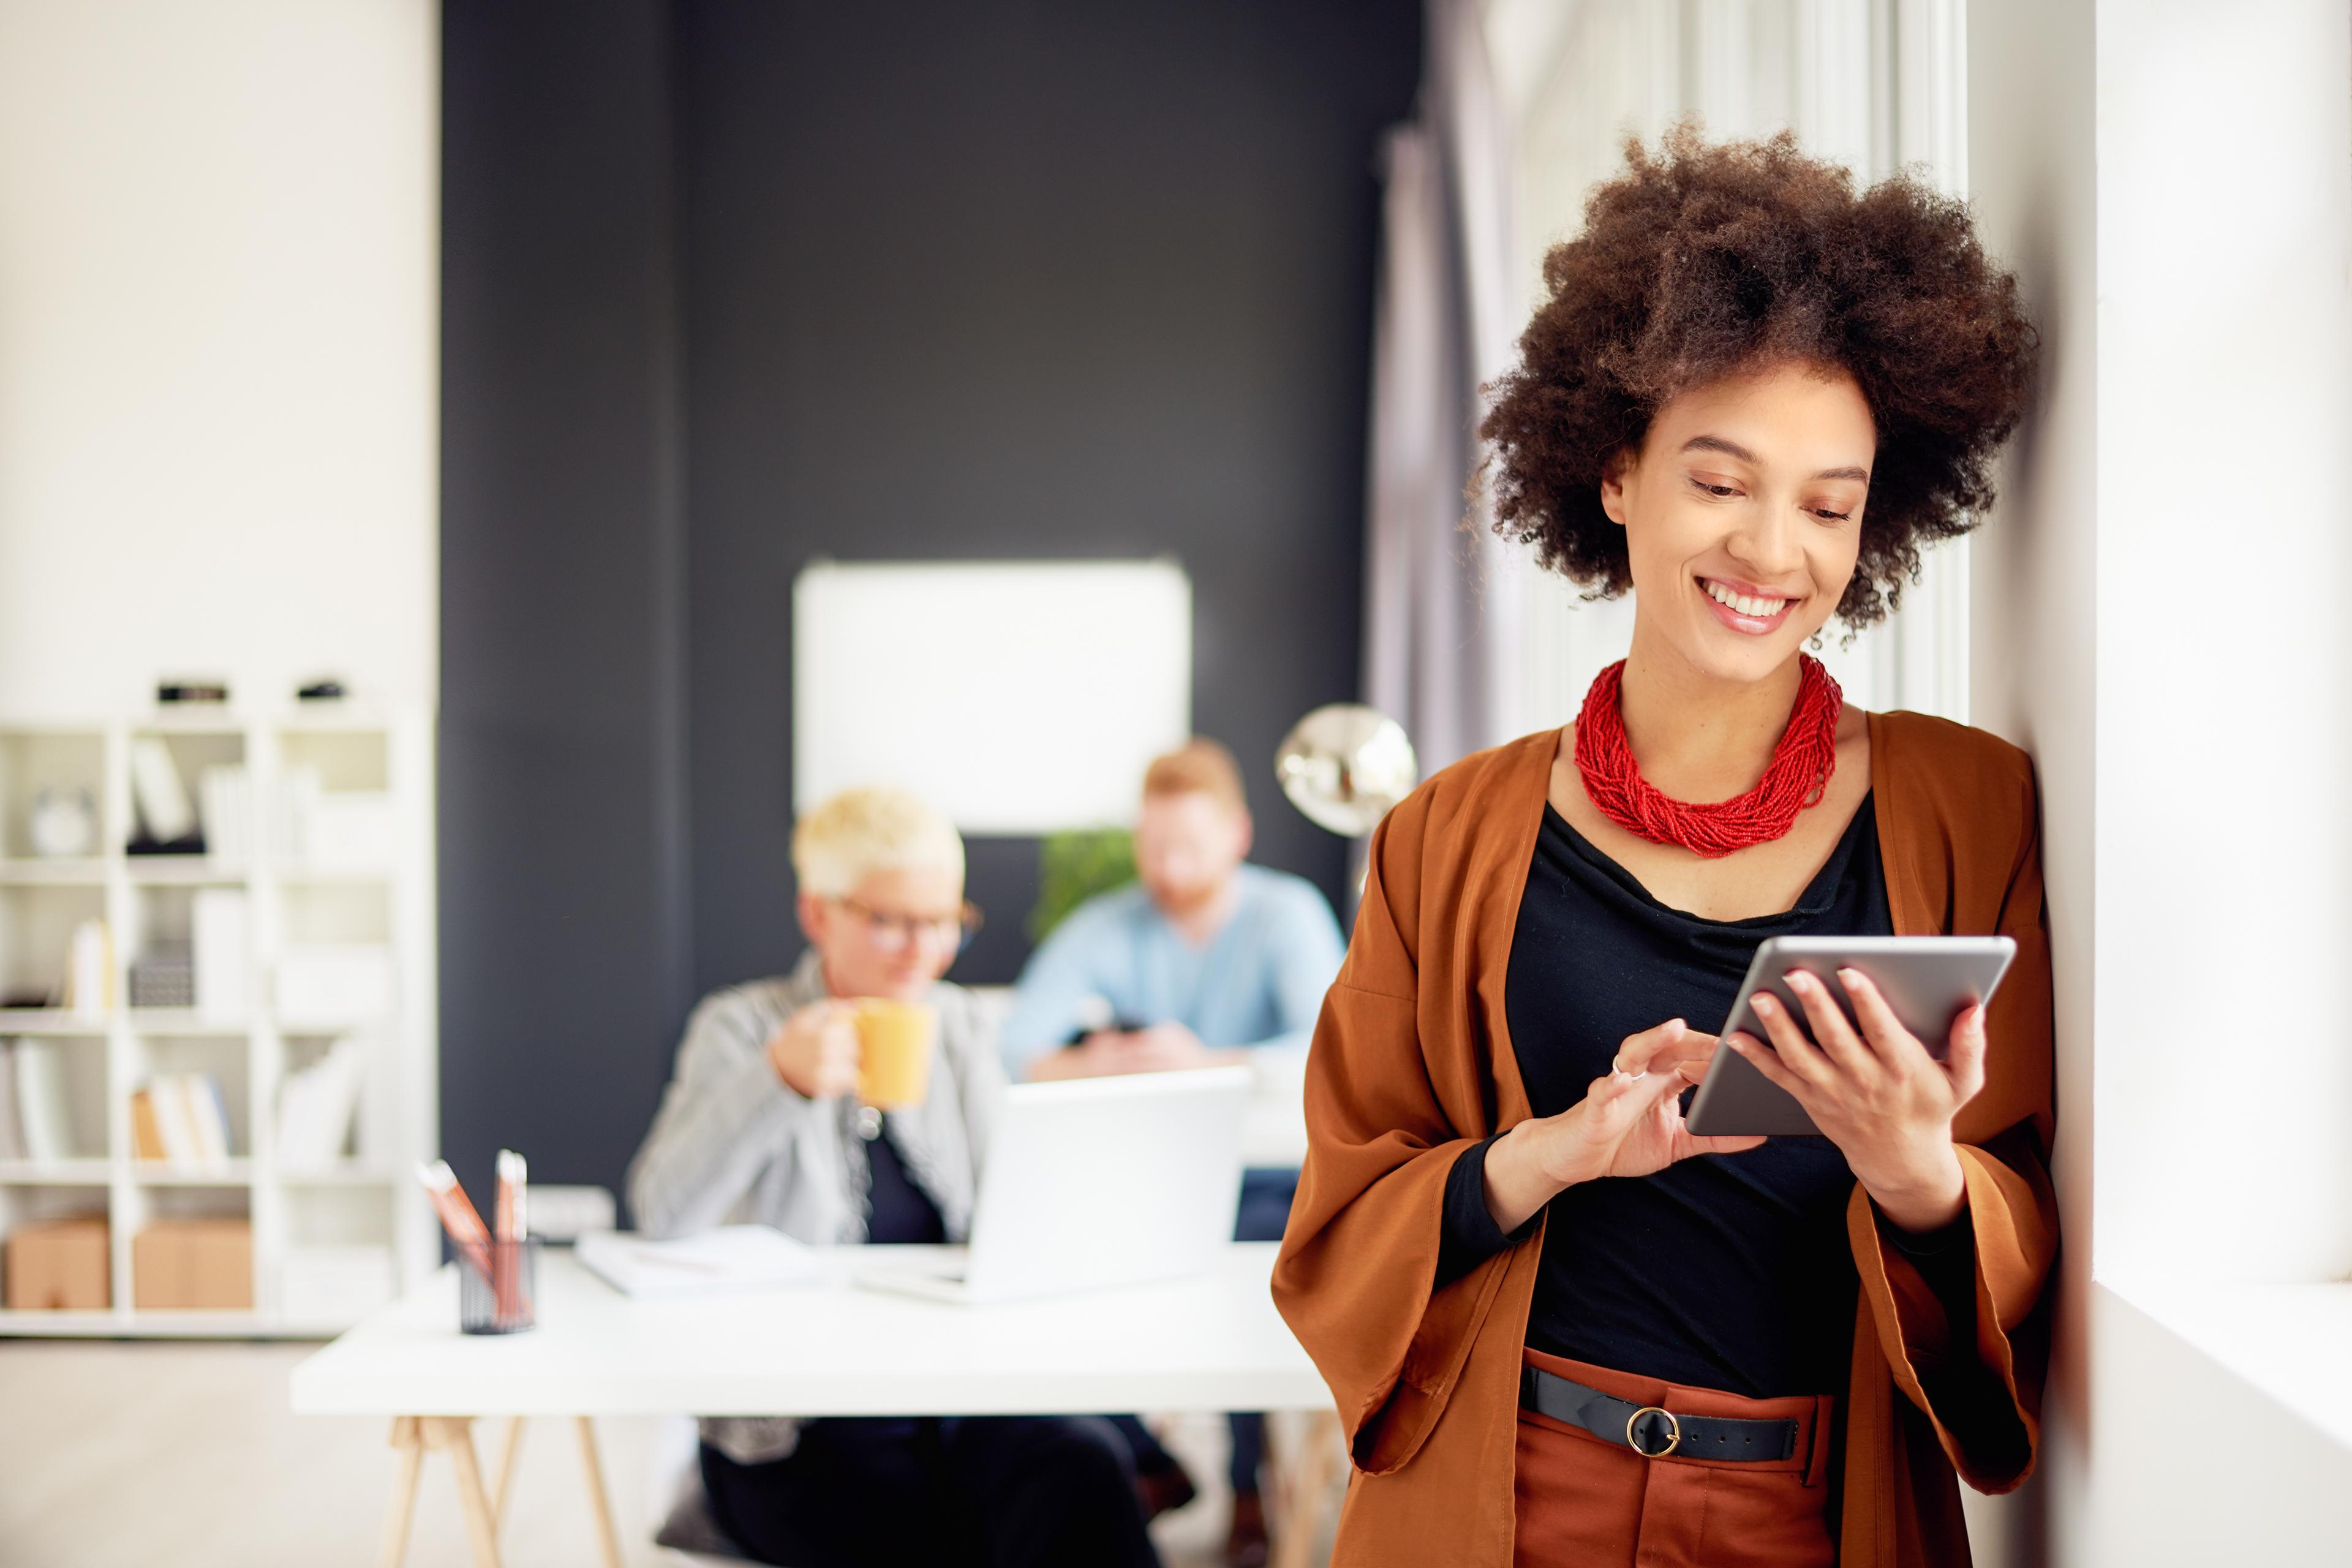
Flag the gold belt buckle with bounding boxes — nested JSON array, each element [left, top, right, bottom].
[[1626, 1405, 1683, 1459]]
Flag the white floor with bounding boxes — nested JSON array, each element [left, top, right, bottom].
[[0, 1340, 1333, 1567]]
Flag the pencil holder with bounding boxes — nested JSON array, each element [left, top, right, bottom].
[[459, 1237, 538, 1335]]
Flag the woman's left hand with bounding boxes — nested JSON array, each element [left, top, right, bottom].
[[1724, 968, 1983, 1233]]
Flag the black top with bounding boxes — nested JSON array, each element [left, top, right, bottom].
[[1438, 796, 1898, 1399], [864, 1126, 947, 1246]]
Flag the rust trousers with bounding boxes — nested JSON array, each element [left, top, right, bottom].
[[1513, 1348, 1837, 1568]]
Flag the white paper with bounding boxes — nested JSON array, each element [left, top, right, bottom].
[[576, 1226, 828, 1299]]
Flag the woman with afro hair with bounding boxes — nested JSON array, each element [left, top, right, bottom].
[[1274, 128, 2052, 1567]]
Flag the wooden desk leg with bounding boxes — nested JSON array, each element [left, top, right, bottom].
[[379, 1417, 426, 1568], [492, 1415, 528, 1526], [573, 1415, 628, 1568], [422, 1416, 505, 1568], [1270, 1409, 1345, 1568]]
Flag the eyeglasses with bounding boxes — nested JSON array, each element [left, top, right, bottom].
[[835, 897, 985, 956]]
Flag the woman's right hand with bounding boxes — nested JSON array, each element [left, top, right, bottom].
[[767, 1001, 861, 1101], [1478, 1019, 1766, 1234]]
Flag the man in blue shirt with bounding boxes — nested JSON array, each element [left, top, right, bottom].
[[1002, 738, 1344, 1567], [1003, 739, 1343, 1085]]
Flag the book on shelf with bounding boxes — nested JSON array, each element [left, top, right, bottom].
[[190, 1076, 232, 1161], [130, 1087, 167, 1161], [63, 918, 111, 1018], [13, 1041, 75, 1161], [192, 888, 249, 1022], [0, 1041, 23, 1161], [277, 767, 396, 870], [146, 1079, 197, 1164], [197, 764, 250, 865], [135, 1072, 233, 1168], [128, 737, 199, 849], [276, 1038, 366, 1169]]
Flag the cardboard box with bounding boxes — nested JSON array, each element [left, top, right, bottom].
[[133, 1218, 253, 1310], [6, 1216, 111, 1310]]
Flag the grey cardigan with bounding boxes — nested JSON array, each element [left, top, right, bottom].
[[625, 951, 1005, 1461]]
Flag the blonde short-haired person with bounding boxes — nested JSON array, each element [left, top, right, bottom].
[[627, 787, 1160, 1568]]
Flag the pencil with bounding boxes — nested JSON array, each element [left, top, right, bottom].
[[493, 1149, 530, 1323], [416, 1159, 493, 1282]]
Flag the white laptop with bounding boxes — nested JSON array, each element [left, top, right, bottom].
[[856, 1065, 1250, 1306]]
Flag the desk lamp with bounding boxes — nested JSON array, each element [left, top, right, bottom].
[[1273, 705, 1417, 897]]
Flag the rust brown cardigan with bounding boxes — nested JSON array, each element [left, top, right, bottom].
[[1272, 713, 2056, 1568]]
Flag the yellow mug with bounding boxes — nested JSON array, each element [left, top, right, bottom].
[[853, 998, 938, 1110]]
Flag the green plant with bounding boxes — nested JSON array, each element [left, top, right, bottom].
[[1028, 829, 1137, 944]]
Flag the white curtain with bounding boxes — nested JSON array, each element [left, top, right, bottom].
[[1494, 0, 1972, 731], [1360, 0, 1523, 777]]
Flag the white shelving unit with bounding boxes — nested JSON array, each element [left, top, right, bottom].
[[0, 707, 435, 1336]]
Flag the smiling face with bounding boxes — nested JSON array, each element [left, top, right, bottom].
[[1601, 360, 1876, 686]]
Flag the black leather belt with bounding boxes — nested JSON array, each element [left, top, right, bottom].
[[1520, 1365, 1799, 1463]]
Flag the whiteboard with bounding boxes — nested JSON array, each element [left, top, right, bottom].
[[792, 559, 1193, 834]]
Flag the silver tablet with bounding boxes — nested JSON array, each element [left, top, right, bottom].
[[1683, 935, 2016, 1137]]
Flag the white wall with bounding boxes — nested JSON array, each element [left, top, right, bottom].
[[1961, 1, 2098, 1555], [0, 0, 438, 718], [2089, 0, 2352, 1290], [1968, 1, 2352, 1561]]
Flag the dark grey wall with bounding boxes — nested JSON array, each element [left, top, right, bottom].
[[439, 1, 693, 1206], [680, 0, 1416, 995], [440, 0, 1419, 1204]]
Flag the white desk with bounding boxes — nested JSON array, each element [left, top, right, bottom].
[[292, 1243, 1341, 1568]]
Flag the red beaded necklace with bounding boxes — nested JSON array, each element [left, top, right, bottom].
[[1574, 655, 1843, 859]]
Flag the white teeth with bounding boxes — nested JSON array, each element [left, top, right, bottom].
[[1705, 580, 1786, 618]]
